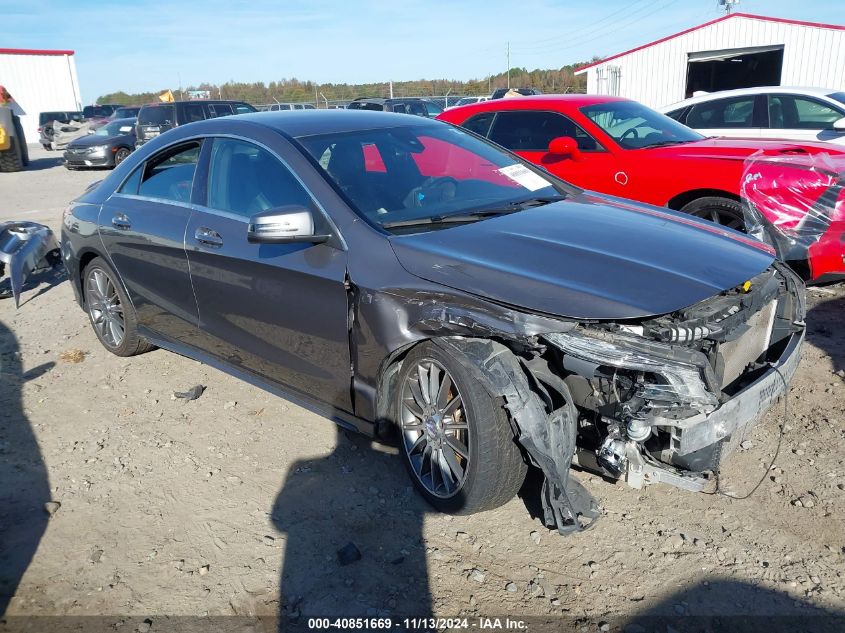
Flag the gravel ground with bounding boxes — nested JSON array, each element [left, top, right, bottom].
[[1, 147, 844, 630]]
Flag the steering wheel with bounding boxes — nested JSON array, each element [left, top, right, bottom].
[[621, 127, 640, 140], [404, 176, 460, 208]]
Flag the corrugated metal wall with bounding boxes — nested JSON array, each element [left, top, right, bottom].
[[0, 52, 81, 143], [581, 16, 845, 109]]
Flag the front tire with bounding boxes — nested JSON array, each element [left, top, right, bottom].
[[396, 341, 527, 515], [680, 196, 745, 231], [83, 257, 154, 357], [113, 147, 130, 166]]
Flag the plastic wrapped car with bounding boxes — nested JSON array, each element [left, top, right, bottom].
[[742, 151, 845, 282]]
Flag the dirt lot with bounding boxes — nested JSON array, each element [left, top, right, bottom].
[[1, 147, 844, 630]]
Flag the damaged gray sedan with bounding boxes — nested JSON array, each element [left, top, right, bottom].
[[61, 111, 805, 533]]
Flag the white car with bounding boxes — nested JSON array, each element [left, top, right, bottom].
[[445, 96, 489, 110], [660, 87, 845, 146]]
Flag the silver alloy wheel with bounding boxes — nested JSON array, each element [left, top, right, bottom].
[[115, 148, 130, 165], [400, 359, 470, 498], [86, 268, 125, 348]]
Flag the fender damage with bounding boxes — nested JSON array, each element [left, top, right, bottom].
[[351, 258, 805, 535]]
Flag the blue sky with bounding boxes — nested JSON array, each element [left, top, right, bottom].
[[2, 0, 842, 102]]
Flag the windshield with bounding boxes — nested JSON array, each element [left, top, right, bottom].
[[581, 101, 704, 149], [114, 107, 140, 119], [295, 123, 572, 231], [95, 120, 134, 136]]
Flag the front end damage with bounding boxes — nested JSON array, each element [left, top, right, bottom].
[[541, 263, 805, 494]]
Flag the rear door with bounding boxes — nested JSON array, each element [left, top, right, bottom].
[[98, 141, 202, 341], [184, 135, 352, 408], [477, 109, 624, 194], [684, 95, 761, 138], [766, 94, 845, 144]]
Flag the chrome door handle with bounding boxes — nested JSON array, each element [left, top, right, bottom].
[[111, 213, 131, 230], [194, 227, 223, 247]]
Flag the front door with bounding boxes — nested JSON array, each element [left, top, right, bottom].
[[98, 141, 202, 342], [766, 94, 845, 144], [185, 136, 352, 410]]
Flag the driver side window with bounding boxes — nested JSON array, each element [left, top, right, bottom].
[[206, 138, 313, 217]]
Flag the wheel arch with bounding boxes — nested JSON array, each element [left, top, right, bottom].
[[666, 188, 740, 211]]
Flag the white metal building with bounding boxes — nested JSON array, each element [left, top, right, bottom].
[[575, 13, 845, 109], [0, 48, 81, 142]]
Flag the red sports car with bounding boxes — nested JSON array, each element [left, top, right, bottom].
[[437, 95, 845, 231]]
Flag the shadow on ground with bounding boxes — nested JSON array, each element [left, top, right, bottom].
[[22, 156, 62, 172], [806, 293, 845, 374], [272, 427, 432, 628], [0, 320, 52, 615]]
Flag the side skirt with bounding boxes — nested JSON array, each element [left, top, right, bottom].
[[139, 328, 376, 438]]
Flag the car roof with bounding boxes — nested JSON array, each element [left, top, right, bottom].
[[660, 86, 841, 110], [178, 109, 439, 138], [443, 94, 631, 115], [110, 117, 136, 125]]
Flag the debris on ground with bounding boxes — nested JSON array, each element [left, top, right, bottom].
[[173, 385, 205, 400], [59, 348, 86, 363], [43, 501, 61, 516], [337, 542, 362, 566]]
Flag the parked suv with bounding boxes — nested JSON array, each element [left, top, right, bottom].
[[346, 98, 442, 117], [135, 100, 257, 146], [38, 110, 83, 150], [265, 102, 316, 111], [82, 104, 120, 120]]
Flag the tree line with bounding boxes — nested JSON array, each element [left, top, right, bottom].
[[97, 63, 592, 105]]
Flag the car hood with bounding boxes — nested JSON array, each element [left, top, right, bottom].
[[388, 194, 776, 320], [648, 137, 844, 161], [67, 134, 128, 148]]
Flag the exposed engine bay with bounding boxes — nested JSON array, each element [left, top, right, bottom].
[[534, 262, 805, 495]]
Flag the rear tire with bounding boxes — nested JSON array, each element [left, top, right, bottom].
[[0, 137, 24, 172], [83, 257, 155, 357], [395, 341, 527, 515], [680, 196, 745, 231]]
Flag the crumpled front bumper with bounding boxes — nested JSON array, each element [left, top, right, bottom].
[[0, 221, 60, 307], [625, 329, 804, 491]]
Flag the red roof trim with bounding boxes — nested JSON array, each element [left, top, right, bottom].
[[0, 48, 75, 56], [575, 13, 845, 73]]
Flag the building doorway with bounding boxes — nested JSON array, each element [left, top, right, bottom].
[[685, 45, 784, 97]]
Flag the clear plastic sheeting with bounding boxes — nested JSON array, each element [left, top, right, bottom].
[[741, 151, 845, 281]]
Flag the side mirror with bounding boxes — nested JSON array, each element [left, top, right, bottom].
[[548, 136, 581, 159], [832, 117, 845, 131], [247, 205, 329, 244]]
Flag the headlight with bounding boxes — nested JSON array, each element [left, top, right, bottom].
[[86, 145, 107, 155], [545, 329, 719, 412]]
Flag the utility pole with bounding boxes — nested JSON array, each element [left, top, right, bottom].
[[507, 42, 510, 89], [389, 80, 394, 99], [315, 85, 319, 107]]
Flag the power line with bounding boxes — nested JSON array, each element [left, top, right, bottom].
[[509, 0, 669, 54], [513, 0, 684, 58]]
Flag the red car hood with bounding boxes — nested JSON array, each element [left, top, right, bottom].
[[649, 137, 845, 161]]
